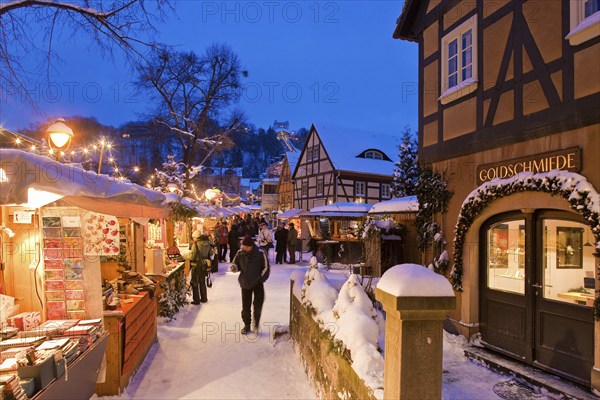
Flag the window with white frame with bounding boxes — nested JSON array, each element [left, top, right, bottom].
[[301, 181, 308, 197], [316, 177, 324, 195], [313, 145, 320, 161], [365, 150, 384, 160], [567, 0, 600, 45], [439, 17, 478, 105], [381, 183, 391, 199], [306, 147, 313, 162], [355, 181, 366, 197]]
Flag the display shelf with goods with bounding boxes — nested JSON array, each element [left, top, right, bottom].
[[0, 149, 169, 398]]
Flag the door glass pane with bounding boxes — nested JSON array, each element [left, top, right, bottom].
[[487, 220, 526, 294], [543, 219, 594, 307]]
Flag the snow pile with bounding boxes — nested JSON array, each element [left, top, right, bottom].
[[322, 274, 385, 398], [300, 263, 385, 399], [301, 258, 338, 323], [377, 264, 455, 297]]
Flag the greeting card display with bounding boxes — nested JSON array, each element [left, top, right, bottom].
[[45, 281, 65, 291], [64, 267, 83, 281], [83, 212, 120, 256], [44, 270, 64, 281], [42, 213, 86, 320], [65, 280, 84, 291], [66, 290, 84, 300], [46, 301, 67, 320], [42, 217, 61, 228], [46, 291, 66, 302], [44, 260, 64, 270]]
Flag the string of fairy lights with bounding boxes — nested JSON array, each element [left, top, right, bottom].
[[1, 127, 138, 182], [2, 126, 244, 204]]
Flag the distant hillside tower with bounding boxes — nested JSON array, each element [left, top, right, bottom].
[[273, 120, 296, 152]]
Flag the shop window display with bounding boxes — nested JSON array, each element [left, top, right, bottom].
[[486, 219, 526, 295]]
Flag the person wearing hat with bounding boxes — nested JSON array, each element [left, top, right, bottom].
[[229, 235, 270, 334], [189, 230, 213, 304], [257, 221, 274, 256]]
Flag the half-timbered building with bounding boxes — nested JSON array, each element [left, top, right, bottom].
[[277, 151, 300, 212], [292, 124, 399, 211], [395, 0, 600, 390]]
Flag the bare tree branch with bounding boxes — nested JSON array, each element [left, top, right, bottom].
[[0, 0, 170, 99]]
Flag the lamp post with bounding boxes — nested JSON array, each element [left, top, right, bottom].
[[46, 118, 74, 159]]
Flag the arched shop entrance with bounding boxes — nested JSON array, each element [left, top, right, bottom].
[[480, 209, 594, 384]]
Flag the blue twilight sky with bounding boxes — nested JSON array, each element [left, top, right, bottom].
[[0, 1, 418, 135]]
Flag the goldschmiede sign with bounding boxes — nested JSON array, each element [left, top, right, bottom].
[[476, 147, 581, 185]]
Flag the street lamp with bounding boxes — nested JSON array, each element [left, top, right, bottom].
[[46, 118, 74, 151], [167, 182, 178, 193]]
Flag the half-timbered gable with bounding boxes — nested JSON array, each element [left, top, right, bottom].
[[395, 0, 600, 389], [396, 0, 600, 163], [277, 151, 300, 212], [292, 124, 399, 210]]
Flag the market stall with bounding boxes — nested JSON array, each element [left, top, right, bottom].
[[308, 202, 372, 266], [0, 149, 168, 397], [368, 195, 420, 273]]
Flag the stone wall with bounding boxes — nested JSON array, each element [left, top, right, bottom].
[[290, 283, 377, 400]]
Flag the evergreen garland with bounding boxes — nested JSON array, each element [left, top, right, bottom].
[[451, 171, 600, 307], [415, 165, 453, 270], [158, 265, 188, 321]]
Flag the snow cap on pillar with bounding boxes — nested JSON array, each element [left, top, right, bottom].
[[377, 264, 455, 297]]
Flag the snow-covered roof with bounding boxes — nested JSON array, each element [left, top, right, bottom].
[[286, 151, 300, 173], [262, 177, 279, 183], [0, 149, 169, 218], [312, 124, 399, 177], [368, 195, 419, 214], [310, 202, 372, 217], [277, 208, 311, 219]]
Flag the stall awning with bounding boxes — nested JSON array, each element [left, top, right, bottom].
[[309, 202, 372, 217], [368, 195, 419, 214], [0, 149, 169, 218], [277, 209, 304, 219]]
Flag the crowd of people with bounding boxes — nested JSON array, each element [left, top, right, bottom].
[[188, 213, 300, 335], [198, 214, 299, 265]]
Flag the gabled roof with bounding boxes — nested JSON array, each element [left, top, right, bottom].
[[286, 151, 300, 174], [311, 124, 399, 177], [393, 0, 423, 41]]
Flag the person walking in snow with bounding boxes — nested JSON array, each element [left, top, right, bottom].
[[287, 223, 298, 264], [216, 221, 229, 262], [274, 223, 288, 264], [257, 221, 274, 256], [189, 231, 213, 304], [228, 222, 240, 262], [230, 235, 270, 334]]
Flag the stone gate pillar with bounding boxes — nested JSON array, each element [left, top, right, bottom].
[[376, 264, 456, 400]]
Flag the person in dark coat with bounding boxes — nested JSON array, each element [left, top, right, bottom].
[[287, 223, 298, 264], [274, 224, 288, 264], [230, 235, 270, 334], [228, 223, 240, 262], [189, 231, 213, 304], [216, 222, 229, 262]]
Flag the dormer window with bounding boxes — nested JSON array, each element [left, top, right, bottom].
[[365, 150, 384, 160]]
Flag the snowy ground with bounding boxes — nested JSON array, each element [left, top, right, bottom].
[[96, 255, 538, 400]]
